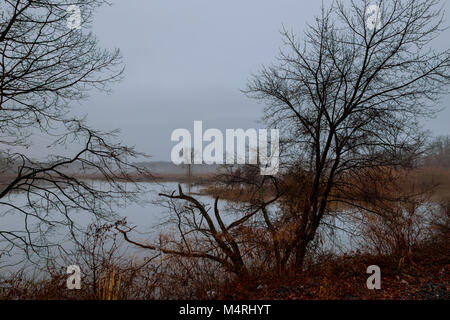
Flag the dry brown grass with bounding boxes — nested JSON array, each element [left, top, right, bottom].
[[1, 167, 448, 300], [406, 167, 450, 202], [198, 167, 450, 205]]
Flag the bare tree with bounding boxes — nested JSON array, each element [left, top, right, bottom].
[[0, 1, 149, 264], [117, 181, 280, 279], [117, 0, 450, 279], [423, 135, 450, 168], [244, 0, 450, 271]]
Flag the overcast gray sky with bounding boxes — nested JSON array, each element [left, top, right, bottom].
[[45, 0, 450, 161]]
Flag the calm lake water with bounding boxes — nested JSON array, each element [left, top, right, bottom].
[[0, 182, 360, 274]]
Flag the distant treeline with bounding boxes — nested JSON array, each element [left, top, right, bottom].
[[1, 136, 449, 175], [422, 135, 450, 168]]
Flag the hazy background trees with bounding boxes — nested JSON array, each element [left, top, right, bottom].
[[423, 135, 450, 168]]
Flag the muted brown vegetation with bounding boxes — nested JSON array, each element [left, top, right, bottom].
[[200, 167, 450, 204], [0, 207, 448, 300], [1, 0, 450, 300], [0, 163, 448, 299], [107, 0, 450, 299]]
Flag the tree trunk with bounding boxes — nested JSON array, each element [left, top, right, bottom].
[[294, 240, 309, 273]]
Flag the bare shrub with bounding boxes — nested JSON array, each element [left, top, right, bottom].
[[358, 198, 432, 258]]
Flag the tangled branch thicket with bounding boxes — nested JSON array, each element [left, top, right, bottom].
[[0, 0, 150, 265]]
